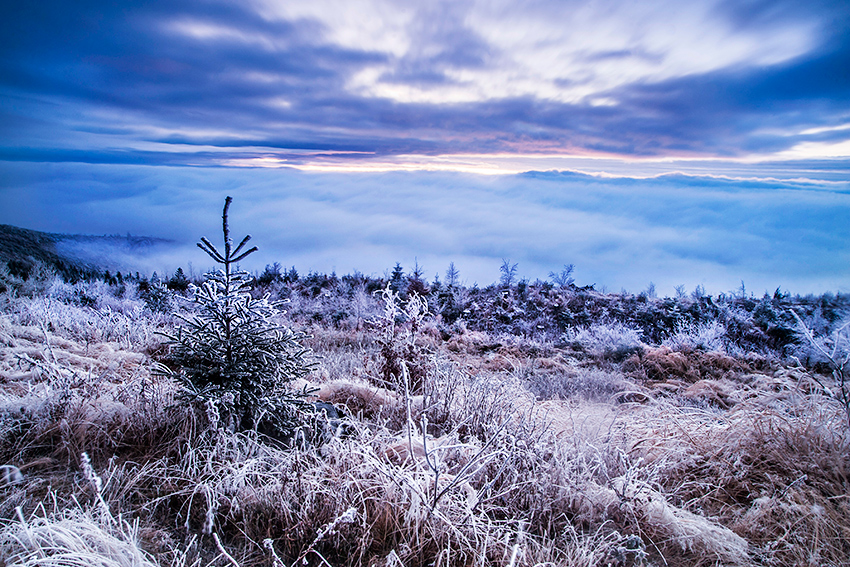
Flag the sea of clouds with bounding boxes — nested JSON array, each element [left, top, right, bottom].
[[2, 160, 848, 296]]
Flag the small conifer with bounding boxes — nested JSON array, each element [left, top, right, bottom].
[[162, 197, 314, 433]]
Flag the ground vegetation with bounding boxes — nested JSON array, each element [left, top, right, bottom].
[[0, 242, 848, 566]]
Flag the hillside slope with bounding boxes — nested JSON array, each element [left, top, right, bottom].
[[0, 223, 171, 280]]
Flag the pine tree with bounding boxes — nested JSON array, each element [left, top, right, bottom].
[[548, 264, 575, 288], [445, 262, 460, 288], [162, 197, 314, 432], [167, 267, 190, 292], [499, 259, 518, 288], [389, 263, 405, 294]]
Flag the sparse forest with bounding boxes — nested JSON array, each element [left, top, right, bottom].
[[0, 202, 848, 567]]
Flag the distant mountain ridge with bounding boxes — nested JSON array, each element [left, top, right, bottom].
[[0, 223, 172, 280]]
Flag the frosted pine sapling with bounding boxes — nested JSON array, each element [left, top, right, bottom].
[[162, 196, 314, 433], [499, 259, 518, 288], [549, 264, 575, 288]]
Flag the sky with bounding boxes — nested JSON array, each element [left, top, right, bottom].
[[1, 0, 849, 295]]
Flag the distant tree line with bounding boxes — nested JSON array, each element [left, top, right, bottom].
[[2, 255, 847, 362]]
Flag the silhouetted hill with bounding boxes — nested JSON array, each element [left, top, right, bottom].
[[0, 224, 171, 281]]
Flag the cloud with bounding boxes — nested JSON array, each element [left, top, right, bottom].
[[1, 0, 848, 163], [2, 1, 848, 295], [1, 161, 847, 295]]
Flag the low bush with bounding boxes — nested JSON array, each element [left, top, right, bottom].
[[562, 321, 646, 361]]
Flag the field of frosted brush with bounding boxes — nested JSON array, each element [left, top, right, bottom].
[[0, 205, 848, 566]]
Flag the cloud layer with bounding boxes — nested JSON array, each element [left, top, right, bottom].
[[2, 162, 847, 295], [2, 0, 849, 164]]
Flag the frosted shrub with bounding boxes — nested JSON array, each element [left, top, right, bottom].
[[792, 312, 850, 430], [371, 284, 431, 393], [563, 321, 645, 361], [789, 309, 846, 366], [0, 260, 56, 297], [663, 320, 727, 352], [139, 277, 173, 313], [288, 279, 381, 330], [161, 197, 315, 433], [47, 277, 104, 307]]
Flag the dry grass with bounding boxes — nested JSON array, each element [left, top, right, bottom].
[[1, 290, 849, 567], [625, 386, 850, 566], [0, 504, 160, 567]]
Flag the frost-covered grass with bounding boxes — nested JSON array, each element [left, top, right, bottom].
[[1, 279, 849, 567], [0, 504, 159, 567], [562, 320, 646, 361]]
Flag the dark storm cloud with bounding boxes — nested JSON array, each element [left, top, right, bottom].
[[1, 0, 848, 161], [603, 34, 850, 155], [1, 0, 387, 150]]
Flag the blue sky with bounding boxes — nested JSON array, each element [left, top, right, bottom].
[[1, 0, 849, 294]]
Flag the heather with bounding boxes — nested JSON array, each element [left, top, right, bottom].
[[0, 244, 848, 566]]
